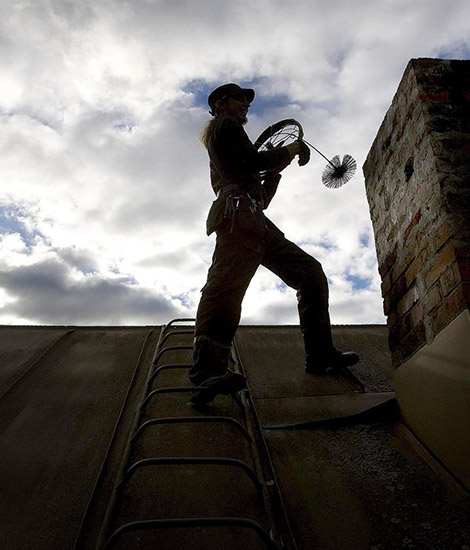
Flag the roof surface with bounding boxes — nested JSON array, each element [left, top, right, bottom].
[[1, 324, 469, 550]]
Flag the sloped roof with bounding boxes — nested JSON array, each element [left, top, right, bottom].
[[1, 324, 469, 550]]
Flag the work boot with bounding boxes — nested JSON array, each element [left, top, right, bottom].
[[190, 369, 247, 405], [305, 350, 359, 375], [189, 336, 231, 386]]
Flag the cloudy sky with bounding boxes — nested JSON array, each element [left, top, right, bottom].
[[1, 0, 469, 327]]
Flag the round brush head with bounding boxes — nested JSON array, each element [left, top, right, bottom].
[[322, 154, 357, 188]]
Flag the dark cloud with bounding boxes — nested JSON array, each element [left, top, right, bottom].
[[0, 257, 184, 325], [55, 246, 100, 274]]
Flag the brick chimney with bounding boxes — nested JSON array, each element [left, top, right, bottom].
[[363, 58, 470, 490]]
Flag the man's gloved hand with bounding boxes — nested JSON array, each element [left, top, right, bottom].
[[286, 140, 310, 165], [298, 141, 310, 166], [286, 141, 301, 159]]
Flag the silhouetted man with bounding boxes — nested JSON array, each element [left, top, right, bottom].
[[190, 83, 358, 402]]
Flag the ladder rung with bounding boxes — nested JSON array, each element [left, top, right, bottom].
[[131, 416, 252, 443], [118, 456, 262, 490], [103, 517, 282, 549], [163, 318, 196, 330], [160, 330, 195, 347], [153, 345, 193, 365], [140, 386, 206, 412], [147, 363, 192, 386]]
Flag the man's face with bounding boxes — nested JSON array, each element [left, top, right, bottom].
[[225, 94, 250, 124]]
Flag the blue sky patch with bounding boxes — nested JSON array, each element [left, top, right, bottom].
[[346, 274, 371, 291], [359, 233, 371, 247], [114, 122, 134, 133], [319, 240, 336, 251], [173, 291, 196, 309], [0, 205, 42, 248], [184, 79, 214, 112], [436, 41, 470, 60]]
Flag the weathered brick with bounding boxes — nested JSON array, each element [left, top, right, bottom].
[[415, 221, 436, 253], [419, 90, 450, 103], [441, 262, 460, 296], [397, 322, 427, 362], [403, 210, 422, 242], [405, 243, 431, 287], [387, 309, 399, 328], [430, 285, 467, 335], [410, 302, 425, 326], [381, 271, 392, 296], [397, 284, 420, 316], [378, 243, 398, 278], [389, 310, 412, 351], [433, 221, 452, 252], [424, 281, 443, 314], [414, 58, 441, 69], [403, 241, 418, 275], [391, 259, 407, 285], [424, 240, 456, 288]]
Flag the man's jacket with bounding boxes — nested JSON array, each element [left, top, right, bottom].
[[206, 115, 293, 235]]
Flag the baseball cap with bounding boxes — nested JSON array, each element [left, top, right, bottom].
[[208, 83, 255, 111]]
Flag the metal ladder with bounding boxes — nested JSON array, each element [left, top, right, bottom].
[[95, 319, 296, 550]]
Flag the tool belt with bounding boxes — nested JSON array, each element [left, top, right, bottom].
[[207, 185, 261, 236], [206, 133, 263, 236], [216, 184, 241, 199]]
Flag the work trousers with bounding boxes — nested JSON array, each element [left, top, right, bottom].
[[191, 197, 334, 381]]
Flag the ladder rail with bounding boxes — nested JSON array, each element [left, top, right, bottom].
[[95, 324, 171, 549], [233, 337, 298, 550]]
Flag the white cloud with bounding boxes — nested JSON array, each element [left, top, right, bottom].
[[1, 0, 469, 326]]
